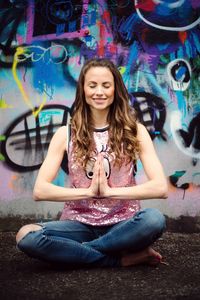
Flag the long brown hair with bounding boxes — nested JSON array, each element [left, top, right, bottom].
[[71, 58, 140, 167]]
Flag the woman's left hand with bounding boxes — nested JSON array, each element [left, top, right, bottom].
[[98, 154, 111, 198]]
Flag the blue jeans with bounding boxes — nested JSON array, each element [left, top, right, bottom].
[[17, 208, 166, 267]]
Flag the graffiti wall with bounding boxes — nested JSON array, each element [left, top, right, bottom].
[[0, 0, 200, 219]]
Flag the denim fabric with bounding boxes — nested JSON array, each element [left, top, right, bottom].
[[17, 208, 166, 268]]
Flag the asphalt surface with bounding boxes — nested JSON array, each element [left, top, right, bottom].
[[0, 231, 200, 300]]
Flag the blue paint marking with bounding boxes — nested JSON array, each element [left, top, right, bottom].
[[175, 66, 187, 81], [170, 52, 176, 61], [157, 43, 170, 51], [123, 41, 139, 88], [176, 91, 187, 118], [177, 46, 184, 58], [82, 15, 88, 27], [119, 13, 140, 42], [192, 32, 200, 53], [145, 72, 169, 103], [53, 168, 66, 187], [185, 40, 192, 58], [90, 10, 96, 26], [68, 20, 76, 32]]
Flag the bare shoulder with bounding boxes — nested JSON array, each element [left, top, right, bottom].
[[54, 125, 68, 138], [136, 122, 156, 157], [137, 122, 146, 133], [136, 123, 150, 140], [48, 125, 68, 151]]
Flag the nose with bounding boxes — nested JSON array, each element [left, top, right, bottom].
[[95, 85, 103, 95]]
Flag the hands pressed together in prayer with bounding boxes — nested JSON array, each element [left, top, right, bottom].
[[89, 154, 111, 199]]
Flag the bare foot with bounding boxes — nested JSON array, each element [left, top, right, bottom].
[[121, 247, 162, 267]]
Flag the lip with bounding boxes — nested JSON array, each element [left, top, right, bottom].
[[93, 98, 106, 100], [92, 99, 107, 105], [92, 99, 107, 103]]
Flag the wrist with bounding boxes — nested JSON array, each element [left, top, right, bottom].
[[104, 187, 119, 199], [88, 187, 97, 199], [101, 186, 112, 198]]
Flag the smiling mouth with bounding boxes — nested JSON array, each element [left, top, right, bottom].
[[93, 98, 106, 101]]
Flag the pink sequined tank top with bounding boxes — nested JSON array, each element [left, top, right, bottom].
[[60, 126, 140, 225]]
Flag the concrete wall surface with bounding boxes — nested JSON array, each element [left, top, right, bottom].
[[0, 1, 200, 221]]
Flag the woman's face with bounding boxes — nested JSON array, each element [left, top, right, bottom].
[[84, 66, 115, 114]]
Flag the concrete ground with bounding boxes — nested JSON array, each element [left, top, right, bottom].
[[0, 230, 200, 300]]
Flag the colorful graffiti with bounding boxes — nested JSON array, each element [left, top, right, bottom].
[[0, 0, 200, 218]]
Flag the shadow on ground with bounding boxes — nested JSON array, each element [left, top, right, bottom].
[[0, 231, 200, 300]]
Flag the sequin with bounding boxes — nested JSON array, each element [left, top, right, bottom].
[[60, 128, 140, 225]]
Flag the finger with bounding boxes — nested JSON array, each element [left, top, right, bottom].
[[98, 154, 104, 168], [93, 160, 99, 179], [99, 159, 107, 183], [95, 155, 101, 168], [98, 157, 104, 174]]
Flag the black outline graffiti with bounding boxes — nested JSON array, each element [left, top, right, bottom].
[[130, 92, 167, 140], [31, 0, 83, 38], [178, 113, 200, 151], [178, 112, 200, 166], [1, 104, 71, 173], [0, 1, 27, 66], [169, 171, 189, 199]]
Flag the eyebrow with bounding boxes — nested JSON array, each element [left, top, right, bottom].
[[87, 81, 112, 84]]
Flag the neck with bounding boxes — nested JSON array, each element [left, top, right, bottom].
[[91, 109, 109, 128]]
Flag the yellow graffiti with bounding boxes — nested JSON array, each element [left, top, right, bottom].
[[12, 47, 45, 117], [0, 135, 6, 141], [36, 92, 47, 115], [0, 136, 5, 161], [118, 66, 126, 75], [0, 98, 13, 109], [0, 153, 5, 161]]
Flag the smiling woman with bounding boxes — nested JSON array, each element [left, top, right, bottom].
[[84, 66, 115, 116], [16, 58, 168, 268]]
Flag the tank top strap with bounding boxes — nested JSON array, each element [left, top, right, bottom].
[[66, 118, 71, 153]]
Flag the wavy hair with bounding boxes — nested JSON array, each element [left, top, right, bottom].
[[71, 58, 140, 168]]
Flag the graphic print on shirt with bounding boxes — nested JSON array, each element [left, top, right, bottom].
[[85, 144, 111, 180]]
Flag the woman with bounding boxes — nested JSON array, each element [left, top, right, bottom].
[[16, 58, 168, 268]]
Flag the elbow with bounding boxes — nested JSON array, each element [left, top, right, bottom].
[[161, 190, 168, 199], [33, 184, 44, 201], [33, 188, 40, 201], [159, 180, 168, 199]]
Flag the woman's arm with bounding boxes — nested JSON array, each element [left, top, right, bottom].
[[101, 123, 168, 200], [33, 126, 94, 202]]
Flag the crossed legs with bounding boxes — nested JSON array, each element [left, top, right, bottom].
[[16, 208, 166, 267]]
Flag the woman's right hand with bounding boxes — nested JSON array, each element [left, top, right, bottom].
[[88, 154, 111, 199], [89, 157, 100, 198]]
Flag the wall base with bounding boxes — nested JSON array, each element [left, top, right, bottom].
[[0, 215, 200, 233]]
